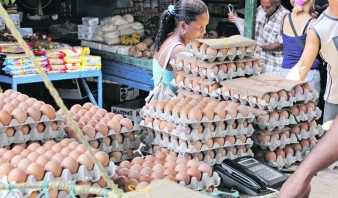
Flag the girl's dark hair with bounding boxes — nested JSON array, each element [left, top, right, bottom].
[[154, 0, 208, 52]]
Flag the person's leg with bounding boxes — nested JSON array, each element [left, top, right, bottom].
[[323, 101, 338, 123]]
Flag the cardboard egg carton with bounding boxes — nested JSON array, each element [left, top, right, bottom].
[[253, 109, 298, 131], [252, 128, 299, 151], [178, 171, 221, 191], [290, 123, 325, 141], [292, 105, 322, 123], [0, 114, 63, 133], [249, 73, 319, 103], [0, 125, 65, 147], [165, 136, 253, 155], [171, 73, 221, 99], [140, 119, 254, 145], [74, 125, 141, 142], [185, 36, 261, 62], [97, 137, 141, 153], [221, 77, 293, 111], [170, 52, 263, 82], [0, 161, 116, 192]]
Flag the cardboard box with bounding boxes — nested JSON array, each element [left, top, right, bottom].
[[111, 98, 145, 124], [127, 179, 212, 198]]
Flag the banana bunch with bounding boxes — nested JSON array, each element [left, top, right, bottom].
[[120, 33, 141, 45]]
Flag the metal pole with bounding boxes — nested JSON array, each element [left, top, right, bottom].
[[244, 0, 257, 39]]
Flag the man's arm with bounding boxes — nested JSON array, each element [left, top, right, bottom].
[[280, 115, 338, 198], [286, 29, 320, 81], [260, 43, 282, 51]]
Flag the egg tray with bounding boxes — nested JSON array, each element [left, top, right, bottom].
[[69, 124, 141, 142], [141, 105, 255, 128], [109, 150, 142, 163], [153, 133, 254, 155], [252, 111, 298, 131], [0, 182, 106, 198], [221, 91, 292, 112], [293, 124, 325, 140], [254, 141, 316, 169], [0, 114, 63, 133], [185, 41, 262, 62], [252, 132, 299, 151], [170, 57, 264, 83], [0, 161, 116, 190], [292, 106, 322, 123], [178, 171, 221, 191], [0, 125, 65, 147], [97, 137, 141, 153], [140, 120, 254, 144]]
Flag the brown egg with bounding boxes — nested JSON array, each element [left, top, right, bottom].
[[276, 149, 286, 159], [82, 125, 96, 139], [3, 103, 16, 114], [187, 166, 202, 181], [40, 104, 56, 119], [0, 163, 15, 178], [76, 144, 87, 154], [77, 109, 87, 116], [25, 97, 37, 106], [294, 143, 302, 151], [0, 109, 12, 126], [175, 171, 190, 184], [95, 151, 109, 167], [17, 159, 31, 172], [51, 143, 63, 153], [285, 146, 295, 155], [26, 162, 44, 181], [52, 153, 66, 164], [106, 119, 121, 133], [110, 151, 122, 161], [10, 155, 24, 166], [112, 114, 124, 123], [43, 150, 55, 159], [35, 155, 50, 167], [95, 122, 109, 136], [33, 101, 45, 109], [198, 163, 213, 177], [43, 140, 56, 149], [20, 149, 31, 158], [36, 123, 45, 133], [77, 154, 94, 170], [188, 108, 203, 121], [70, 104, 82, 113], [257, 133, 271, 143], [44, 161, 62, 177], [264, 151, 277, 162], [11, 145, 25, 154], [8, 168, 27, 183], [61, 157, 79, 174], [120, 118, 133, 131]]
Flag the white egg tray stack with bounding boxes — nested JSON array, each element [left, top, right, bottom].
[[0, 114, 64, 147], [170, 57, 264, 82], [140, 119, 254, 143], [178, 171, 221, 191], [0, 161, 116, 196], [141, 106, 255, 128], [185, 42, 261, 62], [253, 111, 298, 131]]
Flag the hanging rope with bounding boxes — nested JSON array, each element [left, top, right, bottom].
[[0, 4, 127, 198]]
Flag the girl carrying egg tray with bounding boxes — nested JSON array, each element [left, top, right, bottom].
[[152, 0, 210, 93]]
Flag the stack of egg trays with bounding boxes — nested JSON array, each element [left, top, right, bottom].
[[255, 140, 316, 169], [78, 125, 141, 153], [253, 110, 298, 131], [185, 41, 262, 62], [291, 122, 325, 141], [252, 128, 299, 151], [139, 118, 254, 144], [221, 91, 292, 112], [0, 161, 116, 197], [141, 104, 255, 128], [171, 77, 221, 99], [170, 55, 263, 82], [177, 171, 221, 191], [0, 114, 64, 147]]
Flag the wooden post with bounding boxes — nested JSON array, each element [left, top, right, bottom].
[[244, 0, 257, 39]]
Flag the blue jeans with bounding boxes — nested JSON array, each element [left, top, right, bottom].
[[324, 101, 338, 123], [279, 68, 321, 95]]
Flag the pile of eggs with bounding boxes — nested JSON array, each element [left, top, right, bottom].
[[112, 151, 215, 192], [61, 103, 134, 140], [0, 139, 110, 183], [145, 96, 251, 121], [0, 90, 58, 136]]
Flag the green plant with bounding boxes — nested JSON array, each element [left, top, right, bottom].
[[1, 0, 16, 6]]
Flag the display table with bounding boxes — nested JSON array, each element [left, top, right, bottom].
[[90, 49, 154, 92], [0, 70, 103, 107]]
